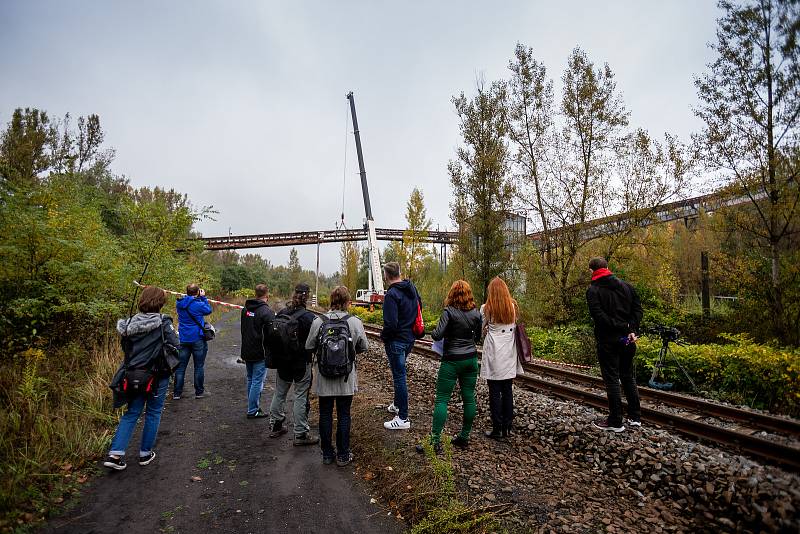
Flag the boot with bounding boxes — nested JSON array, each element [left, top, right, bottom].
[[502, 423, 513, 438], [484, 424, 503, 440], [269, 420, 288, 438]]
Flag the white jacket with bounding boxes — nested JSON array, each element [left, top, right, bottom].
[[479, 304, 524, 380]]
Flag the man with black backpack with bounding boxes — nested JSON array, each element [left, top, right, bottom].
[[240, 284, 274, 419], [267, 283, 319, 445], [586, 257, 643, 433]]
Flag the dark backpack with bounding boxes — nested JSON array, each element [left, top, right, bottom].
[[267, 308, 306, 368], [316, 315, 355, 379]]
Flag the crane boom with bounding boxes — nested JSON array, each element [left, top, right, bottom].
[[346, 92, 384, 297]]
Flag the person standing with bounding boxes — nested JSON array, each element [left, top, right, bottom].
[[240, 284, 274, 419], [380, 261, 421, 430], [105, 286, 180, 470], [417, 280, 482, 453], [586, 257, 643, 432], [268, 283, 319, 446], [480, 277, 524, 440], [306, 286, 369, 466], [174, 283, 213, 399]]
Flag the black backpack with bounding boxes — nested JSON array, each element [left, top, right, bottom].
[[266, 307, 306, 368], [315, 315, 355, 379]]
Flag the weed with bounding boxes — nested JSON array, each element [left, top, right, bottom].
[[196, 458, 210, 469]]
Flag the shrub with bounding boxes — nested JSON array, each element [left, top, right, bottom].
[[635, 334, 800, 416], [526, 325, 596, 366]]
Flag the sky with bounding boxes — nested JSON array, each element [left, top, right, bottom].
[[0, 1, 722, 275]]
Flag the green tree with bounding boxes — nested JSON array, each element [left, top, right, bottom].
[[401, 187, 433, 281], [0, 108, 54, 189], [449, 80, 514, 302], [288, 247, 302, 287], [340, 241, 360, 294], [694, 0, 800, 341]]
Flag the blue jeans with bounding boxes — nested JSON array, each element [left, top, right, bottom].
[[109, 377, 170, 457], [246, 360, 268, 415], [319, 395, 352, 461], [174, 340, 207, 397], [385, 340, 414, 420]]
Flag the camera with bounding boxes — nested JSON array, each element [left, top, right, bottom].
[[646, 324, 680, 342]]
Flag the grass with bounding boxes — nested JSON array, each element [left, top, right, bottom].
[[0, 340, 119, 532]]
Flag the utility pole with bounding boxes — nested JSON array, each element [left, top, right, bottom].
[[701, 251, 710, 319]]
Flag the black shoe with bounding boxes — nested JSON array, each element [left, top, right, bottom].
[[323, 456, 335, 465], [195, 392, 206, 399], [138, 451, 156, 466], [484, 426, 503, 440], [103, 455, 127, 471], [502, 424, 513, 438], [415, 441, 443, 454], [247, 409, 268, 419], [336, 452, 354, 467], [269, 421, 288, 438], [293, 433, 320, 446], [451, 435, 469, 449]]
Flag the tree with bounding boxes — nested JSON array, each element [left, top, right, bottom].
[[449, 80, 515, 302], [288, 247, 302, 287], [339, 241, 360, 294], [0, 108, 54, 189], [401, 187, 433, 280], [694, 0, 800, 339]]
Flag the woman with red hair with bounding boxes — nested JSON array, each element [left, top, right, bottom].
[[416, 280, 482, 453], [480, 276, 523, 439]]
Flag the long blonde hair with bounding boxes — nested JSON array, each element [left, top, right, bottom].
[[483, 277, 516, 324]]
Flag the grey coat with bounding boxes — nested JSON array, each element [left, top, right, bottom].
[[306, 311, 369, 397]]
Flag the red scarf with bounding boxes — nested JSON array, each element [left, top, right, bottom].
[[591, 267, 612, 281]]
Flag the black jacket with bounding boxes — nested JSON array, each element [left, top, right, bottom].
[[275, 304, 316, 381], [110, 313, 180, 407], [431, 306, 482, 361], [586, 275, 643, 343], [381, 279, 421, 344], [240, 298, 275, 362]]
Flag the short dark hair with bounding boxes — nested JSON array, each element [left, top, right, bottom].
[[330, 286, 351, 311], [255, 284, 268, 298], [291, 289, 309, 309], [589, 257, 608, 271], [383, 262, 400, 280], [138, 286, 166, 313], [186, 283, 200, 296]]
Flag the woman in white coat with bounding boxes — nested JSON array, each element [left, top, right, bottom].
[[480, 277, 523, 439]]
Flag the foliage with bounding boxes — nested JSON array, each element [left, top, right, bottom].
[[526, 325, 597, 366], [635, 334, 800, 415], [339, 241, 360, 296], [348, 306, 441, 334]]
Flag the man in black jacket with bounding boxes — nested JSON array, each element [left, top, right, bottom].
[[586, 257, 643, 433], [241, 284, 274, 419], [267, 283, 319, 445]]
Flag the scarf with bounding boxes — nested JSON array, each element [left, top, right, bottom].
[[591, 267, 613, 281]]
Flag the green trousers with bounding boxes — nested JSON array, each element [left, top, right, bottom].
[[431, 357, 478, 443]]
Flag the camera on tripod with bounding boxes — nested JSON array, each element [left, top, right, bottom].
[[646, 324, 681, 342]]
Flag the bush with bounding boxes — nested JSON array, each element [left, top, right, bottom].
[[635, 334, 800, 416], [348, 306, 442, 334], [527, 325, 596, 366]]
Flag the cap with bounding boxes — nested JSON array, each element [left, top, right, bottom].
[[294, 283, 311, 294]]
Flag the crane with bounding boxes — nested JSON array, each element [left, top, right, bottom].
[[346, 91, 385, 309]]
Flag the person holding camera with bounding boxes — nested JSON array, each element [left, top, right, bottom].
[[174, 283, 213, 399], [586, 258, 643, 432]]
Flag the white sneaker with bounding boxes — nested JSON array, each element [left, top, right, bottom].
[[384, 416, 410, 430], [627, 419, 642, 428], [387, 403, 399, 414]]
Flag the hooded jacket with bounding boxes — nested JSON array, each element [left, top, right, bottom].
[[240, 298, 275, 362], [176, 295, 213, 343], [431, 306, 482, 361], [109, 313, 180, 407], [381, 279, 421, 344], [586, 274, 643, 343]]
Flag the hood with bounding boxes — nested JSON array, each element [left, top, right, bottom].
[[176, 295, 193, 310], [591, 275, 620, 288], [390, 279, 418, 299], [117, 313, 162, 336], [245, 298, 268, 311]]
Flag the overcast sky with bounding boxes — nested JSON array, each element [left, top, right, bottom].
[[0, 1, 721, 274]]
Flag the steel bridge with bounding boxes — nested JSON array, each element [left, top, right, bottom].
[[200, 189, 748, 251]]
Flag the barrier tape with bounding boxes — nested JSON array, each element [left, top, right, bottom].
[[134, 281, 244, 309], [531, 357, 594, 370]]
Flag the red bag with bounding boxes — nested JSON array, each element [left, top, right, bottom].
[[514, 322, 532, 364], [412, 300, 425, 339]]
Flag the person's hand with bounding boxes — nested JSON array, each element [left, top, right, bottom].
[[627, 332, 638, 344], [199, 288, 206, 297]]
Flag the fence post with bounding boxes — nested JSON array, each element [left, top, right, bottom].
[[701, 251, 710, 319]]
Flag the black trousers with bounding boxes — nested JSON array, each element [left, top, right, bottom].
[[487, 379, 514, 427], [318, 395, 353, 460], [596, 340, 641, 427]]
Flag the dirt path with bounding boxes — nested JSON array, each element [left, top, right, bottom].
[[43, 311, 403, 534]]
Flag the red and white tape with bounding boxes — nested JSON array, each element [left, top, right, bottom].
[[133, 281, 244, 309], [531, 357, 594, 370]]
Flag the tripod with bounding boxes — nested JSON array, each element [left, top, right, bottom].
[[648, 334, 697, 391]]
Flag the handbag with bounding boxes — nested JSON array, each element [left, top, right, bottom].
[[514, 321, 532, 365], [160, 317, 181, 372], [189, 309, 215, 341]]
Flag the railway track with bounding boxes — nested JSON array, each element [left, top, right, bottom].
[[351, 321, 800, 472]]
